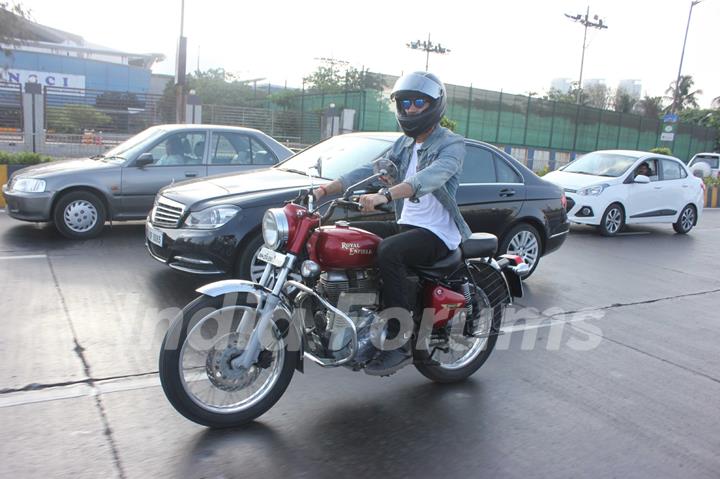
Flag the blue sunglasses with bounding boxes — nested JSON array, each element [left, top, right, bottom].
[[399, 98, 430, 110]]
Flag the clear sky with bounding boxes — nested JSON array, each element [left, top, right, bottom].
[[17, 0, 720, 107]]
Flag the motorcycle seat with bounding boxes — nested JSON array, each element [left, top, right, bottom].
[[460, 233, 498, 258], [414, 248, 463, 278]]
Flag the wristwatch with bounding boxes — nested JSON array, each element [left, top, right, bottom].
[[380, 187, 393, 203]]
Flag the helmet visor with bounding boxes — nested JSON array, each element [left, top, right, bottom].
[[391, 74, 444, 100]]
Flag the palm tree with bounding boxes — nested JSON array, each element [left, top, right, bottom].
[[712, 96, 720, 109], [665, 75, 703, 112], [637, 96, 664, 118]]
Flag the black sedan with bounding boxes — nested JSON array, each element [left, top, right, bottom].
[[145, 132, 569, 278]]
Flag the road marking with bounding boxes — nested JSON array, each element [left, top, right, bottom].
[[0, 254, 48, 260], [501, 313, 595, 334], [0, 374, 160, 409]]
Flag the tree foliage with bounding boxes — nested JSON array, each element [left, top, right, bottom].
[[440, 116, 457, 132], [46, 105, 112, 133], [303, 59, 385, 92], [636, 96, 664, 118], [665, 75, 702, 112], [583, 84, 611, 109], [0, 2, 32, 60], [613, 88, 636, 113]]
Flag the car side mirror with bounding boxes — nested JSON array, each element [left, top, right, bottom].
[[135, 153, 154, 167], [634, 174, 650, 184]]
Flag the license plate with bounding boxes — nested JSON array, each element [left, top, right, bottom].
[[257, 247, 286, 267], [146, 224, 163, 247]]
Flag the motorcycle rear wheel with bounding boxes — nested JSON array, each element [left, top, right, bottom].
[[159, 293, 297, 428], [414, 265, 504, 383]]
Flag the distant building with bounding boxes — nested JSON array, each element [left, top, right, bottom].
[[582, 78, 606, 89], [551, 78, 573, 94], [617, 79, 642, 99], [0, 10, 165, 93]]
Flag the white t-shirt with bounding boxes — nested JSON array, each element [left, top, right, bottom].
[[398, 143, 462, 250]]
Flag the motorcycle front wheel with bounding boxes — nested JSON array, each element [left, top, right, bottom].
[[159, 293, 297, 428]]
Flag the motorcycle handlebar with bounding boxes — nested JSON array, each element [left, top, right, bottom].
[[319, 197, 394, 222]]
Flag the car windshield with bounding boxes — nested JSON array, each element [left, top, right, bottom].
[[100, 127, 166, 164], [563, 152, 640, 177], [276, 135, 393, 180]]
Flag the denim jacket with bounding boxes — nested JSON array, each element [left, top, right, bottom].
[[339, 126, 472, 241]]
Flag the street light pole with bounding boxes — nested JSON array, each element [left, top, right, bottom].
[[564, 7, 608, 104], [175, 0, 187, 123], [406, 33, 450, 72], [673, 0, 702, 113]]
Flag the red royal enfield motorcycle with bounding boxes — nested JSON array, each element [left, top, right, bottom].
[[159, 164, 528, 428]]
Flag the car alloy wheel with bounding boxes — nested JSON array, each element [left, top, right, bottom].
[[673, 205, 696, 234], [600, 203, 624, 236], [507, 230, 539, 271], [499, 223, 542, 278]]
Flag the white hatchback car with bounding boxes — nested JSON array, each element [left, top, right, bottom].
[[688, 152, 720, 178], [544, 150, 704, 236]]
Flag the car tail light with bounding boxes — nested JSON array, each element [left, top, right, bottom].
[[561, 192, 567, 210]]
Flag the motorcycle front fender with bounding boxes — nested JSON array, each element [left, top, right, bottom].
[[195, 279, 305, 372]]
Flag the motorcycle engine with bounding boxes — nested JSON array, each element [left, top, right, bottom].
[[318, 269, 379, 309]]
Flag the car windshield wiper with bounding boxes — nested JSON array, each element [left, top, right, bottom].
[[278, 167, 331, 179], [101, 155, 126, 162], [90, 154, 105, 160]]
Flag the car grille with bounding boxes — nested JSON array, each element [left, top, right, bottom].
[[151, 196, 186, 228], [566, 197, 576, 212]]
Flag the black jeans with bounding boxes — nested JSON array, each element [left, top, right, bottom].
[[350, 221, 451, 314]]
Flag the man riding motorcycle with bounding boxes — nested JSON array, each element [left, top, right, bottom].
[[313, 71, 472, 373]]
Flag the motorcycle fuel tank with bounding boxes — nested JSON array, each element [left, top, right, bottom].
[[307, 222, 381, 270]]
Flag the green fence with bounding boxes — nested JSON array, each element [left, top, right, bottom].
[[288, 86, 717, 162]]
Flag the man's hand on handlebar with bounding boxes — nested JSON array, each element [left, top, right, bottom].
[[358, 193, 388, 213]]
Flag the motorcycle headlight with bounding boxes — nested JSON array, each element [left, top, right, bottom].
[[183, 205, 240, 229], [578, 184, 609, 196], [12, 178, 46, 193], [262, 208, 289, 250]]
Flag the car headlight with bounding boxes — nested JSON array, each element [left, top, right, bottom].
[[262, 208, 289, 250], [182, 205, 241, 229], [578, 184, 609, 196], [12, 178, 46, 193]]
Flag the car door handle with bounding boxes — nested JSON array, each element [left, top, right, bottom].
[[185, 172, 198, 178], [682, 185, 688, 188], [499, 188, 515, 197], [653, 186, 662, 189]]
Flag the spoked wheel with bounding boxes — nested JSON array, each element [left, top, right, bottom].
[[415, 267, 504, 383], [159, 293, 296, 428]]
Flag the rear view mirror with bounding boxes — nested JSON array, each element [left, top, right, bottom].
[[135, 152, 154, 167], [634, 174, 650, 184], [372, 158, 398, 186]]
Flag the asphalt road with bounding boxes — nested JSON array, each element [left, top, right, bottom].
[[1, 211, 719, 478]]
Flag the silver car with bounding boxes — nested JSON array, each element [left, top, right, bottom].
[[1, 124, 293, 239]]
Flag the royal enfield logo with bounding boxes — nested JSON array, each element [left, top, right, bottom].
[[341, 242, 372, 256]]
